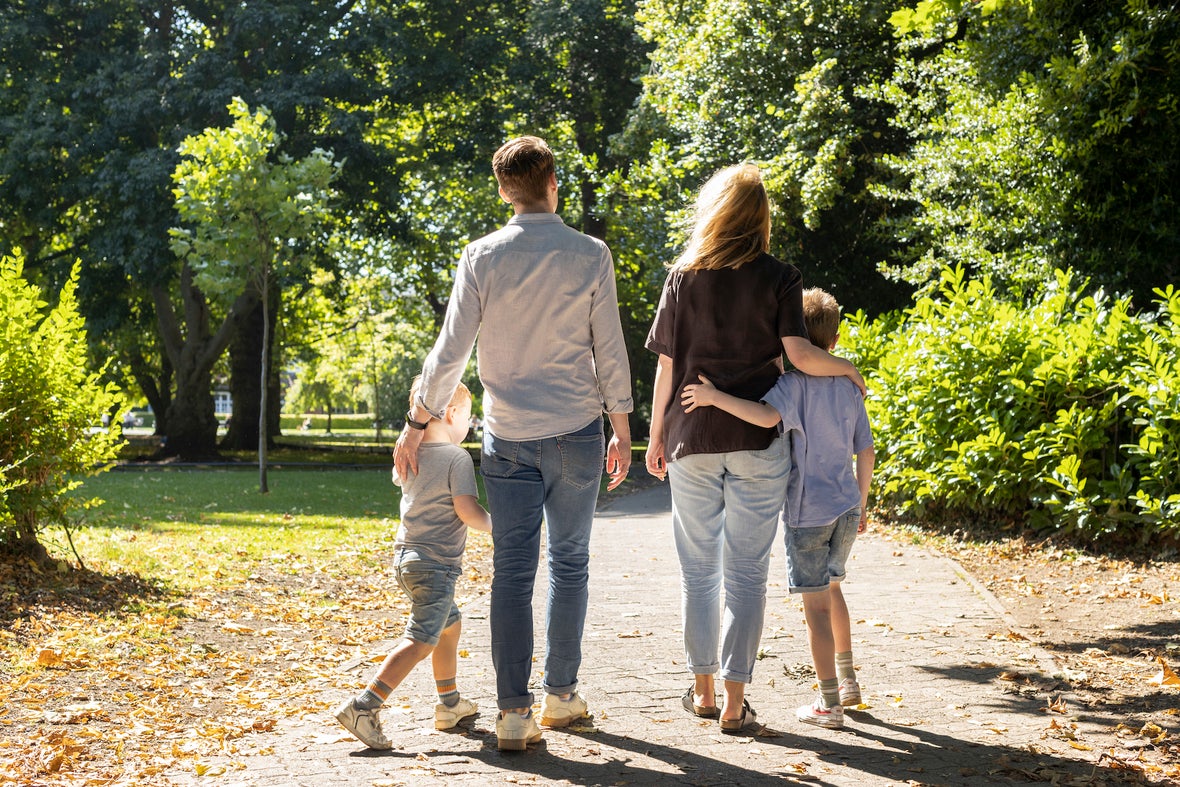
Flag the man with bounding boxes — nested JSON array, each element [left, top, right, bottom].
[[394, 135, 632, 751]]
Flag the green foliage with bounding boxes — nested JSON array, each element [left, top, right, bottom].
[[0, 254, 124, 551], [877, 0, 1180, 300], [843, 267, 1180, 542], [170, 98, 337, 301]]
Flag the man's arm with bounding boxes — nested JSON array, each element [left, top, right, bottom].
[[782, 336, 866, 397], [681, 375, 781, 428], [604, 412, 632, 491], [855, 445, 875, 533]]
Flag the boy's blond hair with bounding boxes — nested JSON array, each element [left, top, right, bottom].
[[802, 287, 841, 350], [492, 136, 555, 206], [408, 376, 471, 412], [671, 163, 770, 273]]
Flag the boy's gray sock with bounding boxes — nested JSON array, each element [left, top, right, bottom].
[[819, 678, 840, 709], [437, 677, 460, 708], [355, 678, 392, 710], [835, 651, 856, 682]]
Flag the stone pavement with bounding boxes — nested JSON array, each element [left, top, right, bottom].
[[178, 483, 1109, 786]]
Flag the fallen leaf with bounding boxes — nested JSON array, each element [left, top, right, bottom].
[[1147, 657, 1180, 687], [36, 649, 63, 668]]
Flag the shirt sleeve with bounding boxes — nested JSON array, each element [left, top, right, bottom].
[[777, 265, 809, 340], [418, 247, 481, 418], [852, 393, 874, 454], [760, 374, 801, 432], [590, 244, 634, 414], [645, 273, 677, 357], [448, 450, 479, 499]]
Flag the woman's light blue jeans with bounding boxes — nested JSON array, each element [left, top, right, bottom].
[[480, 419, 605, 710], [668, 437, 790, 684]]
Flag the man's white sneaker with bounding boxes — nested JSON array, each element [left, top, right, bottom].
[[334, 699, 392, 749], [838, 678, 862, 707], [434, 697, 478, 730], [496, 711, 542, 751], [539, 692, 588, 728], [796, 697, 844, 729]]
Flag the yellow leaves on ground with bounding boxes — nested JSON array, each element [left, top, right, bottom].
[[1147, 657, 1180, 687]]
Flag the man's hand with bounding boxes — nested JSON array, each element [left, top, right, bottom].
[[394, 426, 425, 479], [681, 374, 718, 412], [604, 434, 631, 491], [858, 511, 868, 534]]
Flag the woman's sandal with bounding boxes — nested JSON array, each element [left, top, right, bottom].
[[719, 699, 759, 734], [681, 687, 720, 718]]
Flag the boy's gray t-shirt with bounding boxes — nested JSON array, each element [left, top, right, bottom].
[[393, 442, 478, 566], [761, 371, 873, 529]]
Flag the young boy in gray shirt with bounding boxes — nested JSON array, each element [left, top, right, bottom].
[[334, 379, 492, 749], [681, 287, 875, 731]]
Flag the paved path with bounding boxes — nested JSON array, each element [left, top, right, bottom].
[[179, 484, 1110, 786]]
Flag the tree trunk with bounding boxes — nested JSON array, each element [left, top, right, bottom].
[[221, 298, 280, 451], [160, 364, 220, 460], [258, 268, 270, 494], [151, 265, 256, 461]]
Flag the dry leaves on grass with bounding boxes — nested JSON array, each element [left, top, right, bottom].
[[0, 531, 495, 786]]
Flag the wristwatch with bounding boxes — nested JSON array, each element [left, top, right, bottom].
[[405, 411, 429, 430]]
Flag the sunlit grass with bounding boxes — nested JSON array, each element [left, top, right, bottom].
[[55, 468, 405, 591]]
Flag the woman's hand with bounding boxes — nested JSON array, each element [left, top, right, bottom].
[[645, 435, 667, 481], [681, 374, 718, 412]]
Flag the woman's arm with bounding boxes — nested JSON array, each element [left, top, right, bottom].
[[782, 336, 866, 396], [645, 354, 674, 480], [681, 375, 781, 428]]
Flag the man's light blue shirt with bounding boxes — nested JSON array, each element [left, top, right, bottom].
[[417, 213, 633, 441]]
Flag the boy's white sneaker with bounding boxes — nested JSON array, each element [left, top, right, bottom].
[[540, 692, 588, 728], [838, 678, 862, 707], [334, 699, 392, 749], [796, 697, 845, 729], [434, 697, 478, 730], [496, 711, 542, 751]]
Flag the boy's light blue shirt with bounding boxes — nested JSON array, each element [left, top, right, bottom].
[[761, 371, 873, 529]]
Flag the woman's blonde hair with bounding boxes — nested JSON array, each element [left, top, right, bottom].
[[670, 163, 770, 272]]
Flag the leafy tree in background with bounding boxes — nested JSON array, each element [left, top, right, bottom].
[[0, 254, 123, 561], [879, 0, 1180, 299], [170, 99, 336, 480], [627, 0, 914, 316]]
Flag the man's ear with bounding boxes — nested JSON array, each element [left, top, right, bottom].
[[498, 184, 512, 204]]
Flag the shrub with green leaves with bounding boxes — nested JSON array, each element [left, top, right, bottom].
[[0, 254, 125, 558], [842, 266, 1180, 543]]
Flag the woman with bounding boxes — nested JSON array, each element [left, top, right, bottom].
[[645, 164, 864, 732]]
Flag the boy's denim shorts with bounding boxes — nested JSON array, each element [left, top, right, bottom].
[[395, 549, 462, 646], [785, 507, 860, 594]]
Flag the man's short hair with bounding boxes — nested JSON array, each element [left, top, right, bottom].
[[492, 136, 555, 206], [802, 288, 841, 350], [409, 375, 472, 411]]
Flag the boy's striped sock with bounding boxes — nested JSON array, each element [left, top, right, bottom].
[[819, 677, 840, 710], [354, 678, 392, 710], [835, 651, 856, 683], [436, 677, 460, 708]]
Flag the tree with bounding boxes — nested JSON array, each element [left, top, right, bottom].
[[878, 0, 1180, 299], [628, 0, 914, 316], [170, 99, 336, 489], [0, 253, 124, 560]]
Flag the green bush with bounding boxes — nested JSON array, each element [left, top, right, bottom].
[[0, 254, 125, 557], [280, 413, 384, 433], [843, 266, 1180, 543]]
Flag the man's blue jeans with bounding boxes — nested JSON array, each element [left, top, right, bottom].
[[480, 419, 605, 710]]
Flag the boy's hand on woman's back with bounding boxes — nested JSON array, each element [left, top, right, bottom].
[[681, 374, 718, 412]]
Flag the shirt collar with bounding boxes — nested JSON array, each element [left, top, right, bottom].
[[507, 213, 564, 225]]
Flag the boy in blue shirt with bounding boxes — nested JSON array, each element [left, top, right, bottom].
[[681, 287, 875, 730], [334, 379, 492, 749]]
